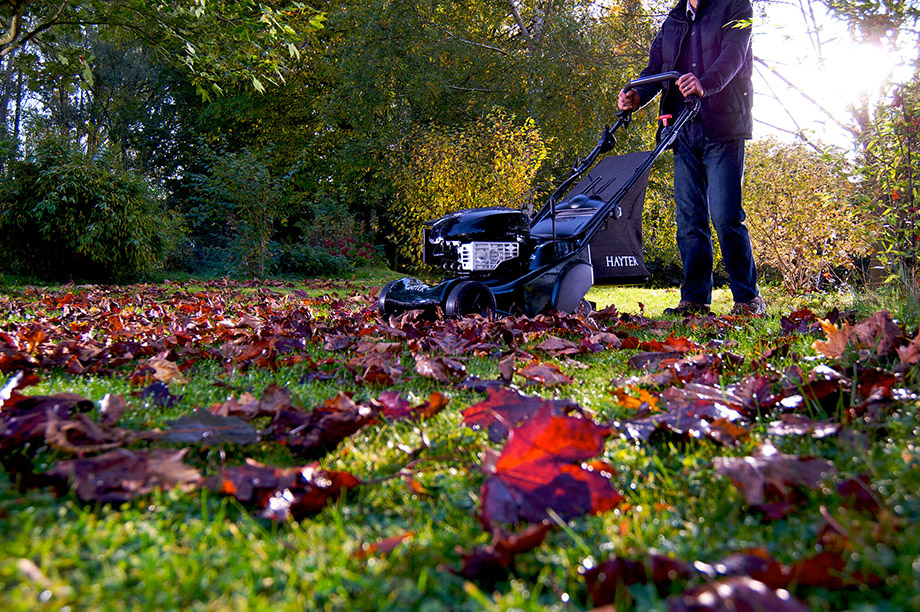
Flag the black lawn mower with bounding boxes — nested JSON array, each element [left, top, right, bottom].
[[378, 72, 700, 319]]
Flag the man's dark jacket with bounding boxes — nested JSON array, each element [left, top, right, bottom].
[[633, 0, 754, 141]]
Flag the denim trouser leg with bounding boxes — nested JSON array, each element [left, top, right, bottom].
[[673, 123, 758, 304]]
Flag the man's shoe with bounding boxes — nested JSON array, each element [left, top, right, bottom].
[[663, 301, 711, 316], [731, 295, 767, 316]]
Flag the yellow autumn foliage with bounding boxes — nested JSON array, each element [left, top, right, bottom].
[[389, 110, 548, 270]]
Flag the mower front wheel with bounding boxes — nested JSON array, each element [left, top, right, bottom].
[[444, 280, 496, 319]]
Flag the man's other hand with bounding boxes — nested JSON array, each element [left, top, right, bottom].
[[618, 89, 640, 111]]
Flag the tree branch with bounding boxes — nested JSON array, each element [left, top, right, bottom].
[[421, 16, 510, 56], [507, 0, 533, 43], [2, 0, 71, 58], [754, 55, 859, 138]]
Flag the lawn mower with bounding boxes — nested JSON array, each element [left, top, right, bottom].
[[378, 71, 699, 319]]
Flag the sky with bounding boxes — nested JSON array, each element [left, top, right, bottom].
[[750, 0, 916, 148]]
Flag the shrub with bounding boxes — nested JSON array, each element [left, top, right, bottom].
[[296, 196, 381, 268], [389, 109, 548, 270], [271, 242, 352, 277], [0, 135, 181, 282], [188, 147, 289, 278], [744, 138, 870, 293]]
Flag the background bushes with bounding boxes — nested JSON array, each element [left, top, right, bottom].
[[744, 139, 870, 293], [0, 135, 182, 282], [389, 110, 547, 270]]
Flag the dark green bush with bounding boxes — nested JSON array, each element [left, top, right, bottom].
[[0, 136, 182, 282], [271, 242, 352, 277]]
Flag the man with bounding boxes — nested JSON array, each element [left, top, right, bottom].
[[618, 0, 766, 316]]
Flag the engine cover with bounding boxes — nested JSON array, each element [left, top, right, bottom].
[[423, 207, 530, 271]]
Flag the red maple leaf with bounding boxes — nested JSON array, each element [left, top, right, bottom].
[[517, 361, 573, 386], [480, 406, 622, 526], [461, 386, 579, 442]]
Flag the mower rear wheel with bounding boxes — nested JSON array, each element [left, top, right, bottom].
[[444, 280, 496, 319]]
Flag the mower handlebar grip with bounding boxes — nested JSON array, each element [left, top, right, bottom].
[[623, 71, 681, 92]]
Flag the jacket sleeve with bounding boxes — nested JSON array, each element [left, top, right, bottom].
[[698, 0, 753, 96], [632, 26, 666, 108]]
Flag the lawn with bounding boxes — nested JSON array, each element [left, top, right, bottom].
[[1, 273, 919, 611]]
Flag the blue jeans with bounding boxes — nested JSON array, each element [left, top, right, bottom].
[[673, 121, 758, 304]]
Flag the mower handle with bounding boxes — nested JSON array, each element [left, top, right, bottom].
[[617, 71, 688, 121], [622, 70, 681, 92]]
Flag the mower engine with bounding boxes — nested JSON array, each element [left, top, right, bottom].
[[422, 207, 530, 277]]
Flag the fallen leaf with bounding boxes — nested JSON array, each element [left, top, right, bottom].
[[452, 523, 552, 585], [461, 387, 579, 442], [47, 448, 202, 503], [480, 406, 621, 526], [851, 311, 905, 358], [534, 335, 581, 356], [414, 355, 467, 383], [714, 444, 836, 512], [897, 329, 920, 365], [812, 319, 852, 359], [265, 392, 376, 459], [583, 554, 694, 607], [767, 414, 841, 439], [667, 576, 809, 612], [611, 386, 660, 413], [147, 357, 189, 384], [162, 410, 259, 446], [98, 394, 127, 428], [517, 361, 573, 386], [348, 352, 404, 386], [210, 458, 360, 521], [374, 390, 449, 421]]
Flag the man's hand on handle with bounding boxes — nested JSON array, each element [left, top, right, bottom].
[[618, 89, 640, 111], [676, 73, 704, 98]]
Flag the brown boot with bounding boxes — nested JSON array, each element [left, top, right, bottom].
[[731, 295, 767, 316]]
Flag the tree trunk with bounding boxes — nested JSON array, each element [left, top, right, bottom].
[[0, 49, 15, 133]]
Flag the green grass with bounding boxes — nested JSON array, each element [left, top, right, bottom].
[[1, 275, 918, 611]]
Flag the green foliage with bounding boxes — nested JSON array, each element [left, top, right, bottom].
[[0, 135, 181, 282], [744, 138, 870, 293], [0, 1, 325, 98], [189, 146, 293, 278], [186, 151, 379, 278], [272, 242, 352, 277], [389, 110, 548, 269], [853, 79, 920, 299]]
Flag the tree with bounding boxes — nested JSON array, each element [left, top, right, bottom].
[[189, 146, 293, 278], [820, 0, 920, 297], [0, 1, 326, 98], [853, 78, 920, 296], [0, 134, 182, 281]]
